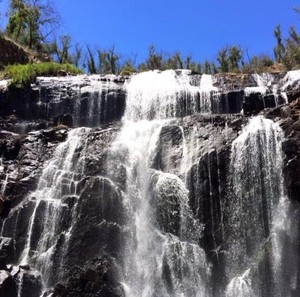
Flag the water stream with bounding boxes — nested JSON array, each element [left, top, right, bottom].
[[1, 70, 299, 297]]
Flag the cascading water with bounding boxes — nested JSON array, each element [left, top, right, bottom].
[[114, 70, 212, 297], [2, 127, 91, 290], [124, 70, 217, 121], [36, 75, 125, 128], [2, 69, 300, 297], [225, 116, 288, 297]]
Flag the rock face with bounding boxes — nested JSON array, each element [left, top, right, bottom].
[[52, 257, 123, 297], [0, 36, 50, 70], [0, 69, 300, 297], [0, 75, 126, 133]]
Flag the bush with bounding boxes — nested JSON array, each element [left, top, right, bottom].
[[243, 55, 274, 73], [4, 62, 83, 88]]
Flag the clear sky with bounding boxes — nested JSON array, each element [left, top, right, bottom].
[[1, 0, 300, 63]]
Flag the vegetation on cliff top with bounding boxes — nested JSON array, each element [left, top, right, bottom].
[[3, 62, 83, 88], [0, 0, 300, 77]]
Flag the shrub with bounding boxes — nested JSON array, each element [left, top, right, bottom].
[[4, 62, 83, 88]]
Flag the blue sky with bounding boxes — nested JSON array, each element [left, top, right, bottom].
[[1, 0, 300, 63]]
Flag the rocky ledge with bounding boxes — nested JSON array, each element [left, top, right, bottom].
[[0, 70, 300, 133], [0, 70, 299, 297]]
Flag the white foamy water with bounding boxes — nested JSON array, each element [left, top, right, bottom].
[[113, 71, 212, 297], [18, 127, 90, 286], [226, 269, 256, 297], [124, 70, 217, 121]]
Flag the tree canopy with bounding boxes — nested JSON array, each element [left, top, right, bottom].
[[6, 0, 59, 50], [1, 1, 300, 74]]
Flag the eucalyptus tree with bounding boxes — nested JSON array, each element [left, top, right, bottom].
[[273, 25, 285, 63], [6, 0, 60, 50]]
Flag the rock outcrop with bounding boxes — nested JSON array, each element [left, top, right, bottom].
[[0, 36, 49, 70], [0, 70, 299, 297]]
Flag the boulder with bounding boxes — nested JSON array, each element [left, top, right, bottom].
[[0, 270, 17, 297], [0, 237, 14, 269], [52, 257, 124, 297]]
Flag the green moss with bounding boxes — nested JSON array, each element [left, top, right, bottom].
[[4, 62, 83, 88]]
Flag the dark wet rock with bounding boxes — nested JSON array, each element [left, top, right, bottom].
[[43, 175, 127, 286], [0, 270, 17, 297], [0, 237, 14, 269], [276, 99, 300, 202], [1, 200, 37, 260], [187, 148, 229, 296], [0, 71, 300, 297], [151, 173, 182, 236], [151, 124, 183, 175], [0, 127, 69, 210], [0, 132, 22, 161], [17, 270, 43, 297], [52, 257, 124, 297], [212, 90, 244, 114], [0, 76, 126, 132], [53, 113, 73, 127]]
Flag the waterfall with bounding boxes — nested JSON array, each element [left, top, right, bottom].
[[124, 70, 217, 121], [36, 75, 125, 128], [272, 197, 300, 297], [115, 70, 212, 297], [226, 116, 286, 296], [226, 269, 256, 297], [2, 127, 91, 288], [3, 69, 300, 297]]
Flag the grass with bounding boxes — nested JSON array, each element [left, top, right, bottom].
[[4, 62, 83, 88]]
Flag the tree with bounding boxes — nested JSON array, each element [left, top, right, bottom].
[[146, 45, 164, 70], [97, 47, 119, 74], [119, 59, 136, 76], [86, 45, 97, 74], [203, 60, 212, 74], [273, 25, 285, 63], [245, 55, 273, 73], [165, 51, 183, 69], [70, 43, 82, 67], [50, 35, 71, 64], [6, 0, 60, 50], [217, 47, 229, 72], [228, 46, 242, 71], [282, 28, 300, 70]]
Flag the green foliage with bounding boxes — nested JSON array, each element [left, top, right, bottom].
[[282, 26, 300, 70], [49, 35, 72, 64], [84, 46, 120, 74], [273, 25, 285, 63], [6, 0, 59, 50], [216, 46, 242, 73], [272, 13, 300, 70], [165, 51, 183, 70], [145, 45, 164, 70], [119, 60, 136, 76], [184, 55, 201, 72], [203, 60, 212, 74], [229, 46, 242, 71], [86, 45, 97, 74], [242, 55, 274, 73], [5, 62, 83, 88], [97, 47, 119, 74], [217, 47, 229, 72]]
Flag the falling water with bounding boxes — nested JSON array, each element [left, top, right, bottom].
[[124, 70, 216, 121], [226, 116, 285, 296], [3, 69, 300, 297], [115, 70, 212, 297], [36, 75, 124, 128], [226, 269, 256, 297], [18, 127, 90, 287]]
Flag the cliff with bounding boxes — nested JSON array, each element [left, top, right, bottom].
[[0, 70, 300, 297], [0, 36, 49, 70]]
